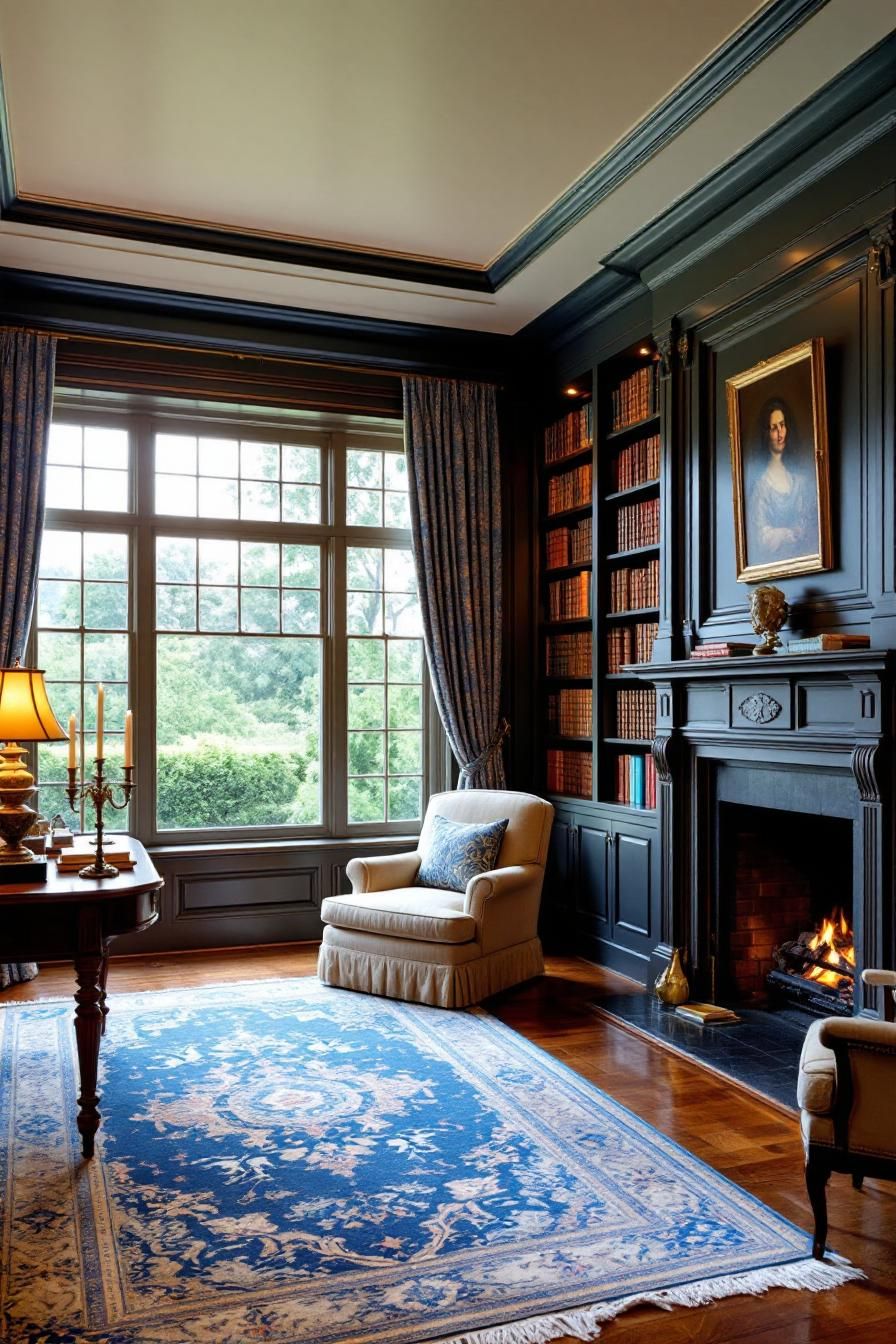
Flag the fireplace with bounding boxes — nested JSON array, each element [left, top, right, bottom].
[[633, 649, 895, 1023], [718, 803, 854, 1015]]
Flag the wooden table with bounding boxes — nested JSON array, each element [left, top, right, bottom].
[[0, 838, 162, 1157]]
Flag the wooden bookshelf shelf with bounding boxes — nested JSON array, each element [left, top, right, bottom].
[[604, 737, 653, 747], [606, 543, 660, 562], [605, 606, 660, 620], [542, 443, 593, 470], [546, 503, 592, 523], [604, 479, 660, 503], [605, 412, 660, 442], [545, 561, 592, 577]]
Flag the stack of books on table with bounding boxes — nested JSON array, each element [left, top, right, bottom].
[[787, 633, 870, 653], [690, 641, 755, 659], [55, 843, 136, 873], [674, 1002, 740, 1026]]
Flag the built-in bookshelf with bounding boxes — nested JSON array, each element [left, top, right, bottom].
[[541, 385, 594, 800], [597, 346, 660, 811]]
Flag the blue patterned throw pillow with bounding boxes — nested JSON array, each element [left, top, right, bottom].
[[417, 814, 509, 892]]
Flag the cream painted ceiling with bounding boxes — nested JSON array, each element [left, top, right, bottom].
[[0, 0, 893, 333]]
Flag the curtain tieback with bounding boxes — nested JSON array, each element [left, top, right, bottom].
[[460, 718, 510, 782]]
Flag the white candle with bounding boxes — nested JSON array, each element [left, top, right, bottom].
[[68, 714, 77, 769], [124, 710, 133, 768], [96, 684, 104, 759]]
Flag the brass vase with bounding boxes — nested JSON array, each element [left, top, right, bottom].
[[655, 948, 689, 1006]]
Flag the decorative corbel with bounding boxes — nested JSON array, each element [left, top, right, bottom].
[[868, 216, 895, 290], [653, 323, 676, 382], [851, 743, 881, 803]]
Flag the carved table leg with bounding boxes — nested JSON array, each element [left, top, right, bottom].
[[74, 905, 105, 1159], [98, 952, 110, 1037]]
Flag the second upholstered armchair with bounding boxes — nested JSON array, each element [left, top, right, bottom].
[[317, 789, 554, 1008]]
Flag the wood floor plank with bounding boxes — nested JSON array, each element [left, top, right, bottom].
[[3, 947, 894, 1341]]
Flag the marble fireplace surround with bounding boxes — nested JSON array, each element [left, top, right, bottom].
[[628, 650, 895, 1021]]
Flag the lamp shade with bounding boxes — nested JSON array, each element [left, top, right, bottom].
[[0, 664, 68, 743]]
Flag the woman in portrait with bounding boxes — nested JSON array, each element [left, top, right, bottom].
[[746, 396, 817, 566]]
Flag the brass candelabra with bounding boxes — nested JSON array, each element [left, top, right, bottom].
[[66, 758, 135, 878]]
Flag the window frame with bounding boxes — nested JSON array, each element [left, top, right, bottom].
[[34, 399, 447, 846]]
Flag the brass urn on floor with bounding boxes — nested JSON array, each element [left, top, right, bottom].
[[655, 948, 689, 1006]]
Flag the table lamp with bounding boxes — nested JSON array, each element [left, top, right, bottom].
[[0, 660, 68, 883]]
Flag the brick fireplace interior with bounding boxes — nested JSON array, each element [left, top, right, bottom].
[[718, 803, 854, 1012]]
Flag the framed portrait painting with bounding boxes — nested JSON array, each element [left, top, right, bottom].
[[726, 338, 832, 583]]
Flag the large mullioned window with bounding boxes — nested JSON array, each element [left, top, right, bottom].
[[34, 406, 442, 842]]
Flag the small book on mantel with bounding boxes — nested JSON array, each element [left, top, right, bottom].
[[690, 642, 755, 659], [675, 1002, 741, 1025], [787, 633, 871, 653]]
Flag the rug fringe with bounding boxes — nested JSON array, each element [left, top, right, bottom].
[[438, 1257, 865, 1344]]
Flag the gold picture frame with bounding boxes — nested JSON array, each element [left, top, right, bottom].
[[726, 338, 832, 583]]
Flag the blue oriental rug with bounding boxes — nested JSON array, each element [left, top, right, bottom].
[[0, 979, 859, 1344]]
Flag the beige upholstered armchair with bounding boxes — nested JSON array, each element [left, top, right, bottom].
[[798, 968, 896, 1258], [318, 789, 554, 1008]]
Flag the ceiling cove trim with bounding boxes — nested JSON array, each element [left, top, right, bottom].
[[487, 0, 830, 288], [0, 0, 828, 295], [522, 30, 896, 352]]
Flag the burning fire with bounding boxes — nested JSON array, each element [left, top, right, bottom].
[[803, 908, 855, 988]]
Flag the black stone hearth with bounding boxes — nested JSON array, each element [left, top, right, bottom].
[[593, 991, 812, 1110]]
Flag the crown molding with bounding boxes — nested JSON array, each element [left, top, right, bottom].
[[0, 0, 829, 296]]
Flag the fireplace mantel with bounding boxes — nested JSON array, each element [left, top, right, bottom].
[[623, 650, 895, 1017]]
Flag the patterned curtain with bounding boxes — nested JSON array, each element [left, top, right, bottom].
[[0, 330, 57, 990], [402, 376, 507, 789]]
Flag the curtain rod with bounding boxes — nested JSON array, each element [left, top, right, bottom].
[[2, 325, 500, 387]]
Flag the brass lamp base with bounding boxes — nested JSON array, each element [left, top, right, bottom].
[[78, 860, 119, 879]]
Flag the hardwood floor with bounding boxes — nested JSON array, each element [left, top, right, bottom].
[[4, 947, 895, 1342]]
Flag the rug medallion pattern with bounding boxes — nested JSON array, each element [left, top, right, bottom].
[[1, 979, 818, 1342]]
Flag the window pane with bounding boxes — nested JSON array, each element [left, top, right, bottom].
[[241, 480, 279, 520], [84, 582, 128, 628], [282, 590, 319, 634], [385, 593, 423, 636], [389, 685, 422, 728], [388, 731, 422, 774], [283, 445, 320, 483], [83, 533, 128, 581], [348, 684, 385, 729], [45, 465, 82, 510], [348, 777, 384, 823], [40, 632, 81, 681], [156, 434, 197, 474], [347, 547, 382, 590], [383, 453, 408, 491], [157, 537, 196, 583], [346, 450, 383, 488], [385, 549, 416, 593], [199, 476, 239, 519], [348, 732, 385, 776], [198, 539, 239, 585], [83, 468, 128, 512], [282, 545, 319, 588], [241, 441, 279, 480], [156, 634, 321, 828], [241, 587, 280, 633], [283, 483, 321, 523], [388, 775, 421, 822], [384, 492, 411, 528], [39, 579, 81, 626], [157, 585, 196, 630], [347, 489, 382, 527], [388, 639, 423, 682], [39, 530, 81, 579], [241, 542, 279, 586], [199, 586, 239, 632], [347, 591, 382, 635], [84, 633, 129, 682], [198, 438, 239, 477], [156, 473, 197, 516], [49, 423, 82, 465], [348, 638, 385, 682], [84, 427, 128, 469]]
